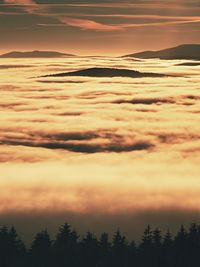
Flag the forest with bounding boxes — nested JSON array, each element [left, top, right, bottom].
[[0, 222, 200, 267]]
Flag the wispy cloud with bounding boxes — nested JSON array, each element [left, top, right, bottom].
[[1, 0, 200, 34], [2, 0, 200, 32], [4, 0, 35, 4], [3, 0, 42, 13], [60, 17, 124, 31]]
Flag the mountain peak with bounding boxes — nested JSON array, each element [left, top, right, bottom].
[[0, 50, 75, 58], [123, 44, 200, 60]]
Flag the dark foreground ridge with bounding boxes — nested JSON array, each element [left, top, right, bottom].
[[0, 50, 75, 58], [43, 67, 167, 78], [1, 222, 200, 267], [123, 44, 200, 60]]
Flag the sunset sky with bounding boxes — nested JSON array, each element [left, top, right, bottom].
[[1, 0, 200, 243], [0, 0, 200, 55]]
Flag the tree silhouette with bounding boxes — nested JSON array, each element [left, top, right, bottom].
[[139, 225, 153, 267], [98, 232, 111, 267], [52, 223, 79, 267], [80, 231, 99, 267], [152, 228, 162, 267], [162, 229, 173, 267], [0, 226, 26, 267], [1, 222, 200, 267], [174, 225, 188, 267], [111, 229, 128, 267], [187, 223, 200, 266], [127, 240, 137, 267], [29, 229, 51, 267]]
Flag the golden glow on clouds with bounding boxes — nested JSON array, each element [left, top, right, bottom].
[[0, 57, 200, 216], [1, 158, 200, 214]]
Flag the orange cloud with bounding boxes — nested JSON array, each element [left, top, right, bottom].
[[60, 18, 124, 31], [3, 0, 39, 13], [2, 0, 200, 32], [56, 16, 200, 32]]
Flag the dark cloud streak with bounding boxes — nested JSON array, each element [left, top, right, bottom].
[[0, 129, 154, 153]]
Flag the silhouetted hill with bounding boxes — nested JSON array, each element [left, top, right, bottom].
[[123, 44, 200, 60], [43, 67, 167, 78], [0, 50, 75, 58]]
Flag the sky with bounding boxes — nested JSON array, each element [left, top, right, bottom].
[[0, 0, 200, 243], [0, 0, 200, 55]]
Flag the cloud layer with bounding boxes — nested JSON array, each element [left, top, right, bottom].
[[0, 52, 200, 240]]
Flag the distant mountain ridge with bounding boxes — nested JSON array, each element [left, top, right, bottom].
[[42, 67, 168, 78], [123, 44, 200, 60], [0, 50, 75, 58]]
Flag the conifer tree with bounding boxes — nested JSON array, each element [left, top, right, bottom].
[[29, 229, 51, 267], [139, 225, 153, 267], [99, 232, 111, 267], [0, 226, 26, 267], [111, 230, 128, 267], [53, 223, 79, 267], [80, 231, 99, 267]]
